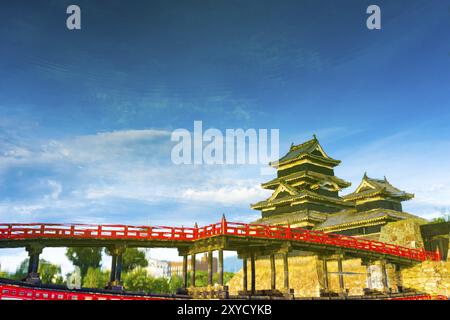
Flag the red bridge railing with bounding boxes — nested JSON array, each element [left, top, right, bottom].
[[1, 283, 446, 301], [390, 294, 448, 300], [0, 219, 441, 262], [0, 284, 167, 300]]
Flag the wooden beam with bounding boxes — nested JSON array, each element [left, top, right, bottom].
[[190, 253, 196, 288], [337, 253, 345, 295], [270, 254, 276, 290], [283, 252, 289, 290], [182, 255, 188, 288], [208, 251, 213, 286], [380, 259, 389, 293], [242, 257, 248, 292], [250, 254, 256, 294], [322, 257, 329, 292], [218, 249, 224, 286]]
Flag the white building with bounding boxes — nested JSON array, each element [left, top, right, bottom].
[[144, 250, 171, 278]]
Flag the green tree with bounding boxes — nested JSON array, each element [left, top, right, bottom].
[[194, 270, 208, 287], [0, 265, 10, 278], [168, 275, 183, 293], [185, 271, 235, 288], [12, 259, 29, 280], [10, 259, 64, 284], [104, 248, 148, 272], [83, 267, 109, 289], [38, 259, 63, 284], [122, 248, 148, 272], [122, 268, 154, 292], [433, 215, 450, 223], [223, 272, 235, 285], [66, 247, 103, 277], [151, 277, 170, 294]]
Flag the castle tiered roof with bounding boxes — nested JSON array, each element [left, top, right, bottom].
[[343, 173, 414, 202], [251, 136, 352, 223], [251, 137, 420, 236], [261, 170, 351, 190], [270, 135, 341, 169]]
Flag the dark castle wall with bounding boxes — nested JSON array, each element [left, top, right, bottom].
[[277, 163, 334, 178], [261, 202, 342, 218], [356, 200, 402, 212]]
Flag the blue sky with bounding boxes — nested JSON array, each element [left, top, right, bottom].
[[1, 0, 450, 272]]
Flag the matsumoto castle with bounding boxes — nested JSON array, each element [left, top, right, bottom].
[[250, 136, 447, 253]]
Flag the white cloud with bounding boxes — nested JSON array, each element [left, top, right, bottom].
[[182, 185, 269, 205], [46, 180, 62, 200], [0, 127, 272, 228], [0, 129, 172, 170], [3, 126, 450, 275], [3, 146, 32, 159]]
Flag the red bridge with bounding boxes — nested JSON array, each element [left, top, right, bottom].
[[0, 217, 443, 300]]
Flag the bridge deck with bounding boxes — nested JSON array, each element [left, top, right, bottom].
[[0, 220, 440, 264], [0, 279, 446, 301]]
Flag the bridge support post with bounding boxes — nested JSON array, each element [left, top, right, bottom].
[[270, 254, 276, 290], [242, 257, 248, 293], [380, 259, 389, 294], [207, 251, 213, 286], [115, 249, 124, 283], [337, 253, 346, 297], [25, 245, 43, 284], [218, 249, 224, 286], [366, 264, 371, 290], [107, 246, 125, 290], [109, 253, 117, 284], [250, 254, 256, 294], [182, 255, 188, 289], [361, 258, 373, 295], [394, 264, 403, 293], [190, 253, 196, 288], [322, 257, 329, 294], [283, 252, 289, 291]]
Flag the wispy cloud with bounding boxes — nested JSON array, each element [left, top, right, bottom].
[[0, 127, 269, 224], [182, 185, 269, 205]]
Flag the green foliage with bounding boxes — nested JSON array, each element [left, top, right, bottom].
[[122, 268, 153, 292], [0, 267, 10, 278], [433, 215, 450, 223], [83, 267, 109, 288], [187, 271, 235, 287], [9, 259, 63, 284], [223, 272, 235, 285], [39, 260, 63, 284], [122, 269, 189, 294], [168, 275, 183, 293], [104, 248, 148, 272], [11, 259, 29, 280], [193, 270, 209, 287], [66, 247, 103, 277], [151, 277, 170, 294], [122, 248, 148, 272]]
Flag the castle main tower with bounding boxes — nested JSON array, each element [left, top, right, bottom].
[[251, 135, 352, 229]]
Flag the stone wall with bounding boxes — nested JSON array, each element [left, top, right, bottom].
[[324, 258, 367, 296], [227, 253, 390, 297], [227, 254, 449, 297], [379, 218, 427, 249], [227, 253, 321, 297], [401, 261, 450, 296], [227, 218, 449, 297]]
